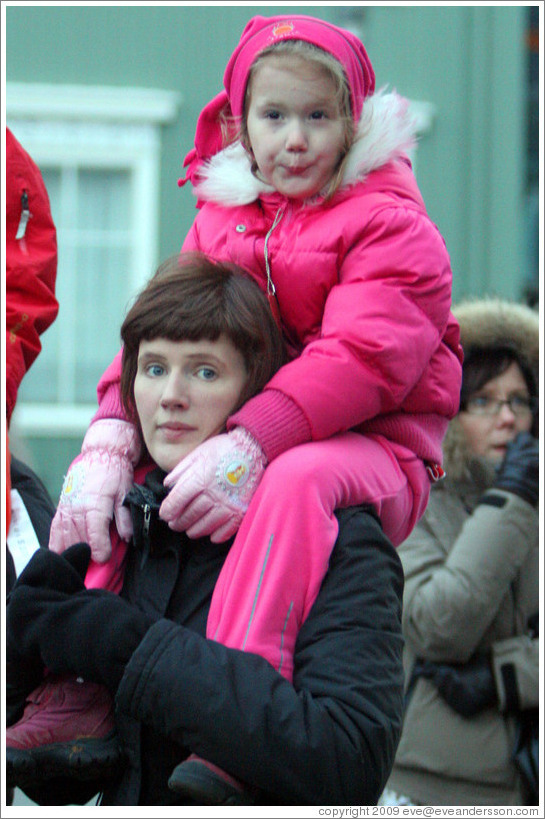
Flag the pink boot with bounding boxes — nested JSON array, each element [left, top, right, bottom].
[[6, 674, 123, 788], [168, 753, 255, 805]]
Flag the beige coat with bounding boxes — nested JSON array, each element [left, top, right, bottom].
[[386, 418, 539, 806]]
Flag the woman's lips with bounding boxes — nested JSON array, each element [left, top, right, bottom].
[[158, 423, 195, 441]]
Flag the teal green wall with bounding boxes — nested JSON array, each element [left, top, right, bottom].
[[366, 6, 527, 301], [6, 4, 530, 302]]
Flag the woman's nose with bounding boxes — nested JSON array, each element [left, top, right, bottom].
[[496, 401, 517, 423], [160, 373, 189, 408]]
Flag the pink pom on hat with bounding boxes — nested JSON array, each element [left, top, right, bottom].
[[180, 14, 375, 187]]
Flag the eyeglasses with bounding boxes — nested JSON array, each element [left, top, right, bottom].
[[463, 394, 538, 417]]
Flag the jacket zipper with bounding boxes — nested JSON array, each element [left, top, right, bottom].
[[140, 504, 152, 569], [143, 504, 151, 538], [16, 190, 31, 240], [263, 207, 284, 327]]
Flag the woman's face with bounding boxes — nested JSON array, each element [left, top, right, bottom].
[[134, 336, 248, 472], [458, 361, 534, 465]]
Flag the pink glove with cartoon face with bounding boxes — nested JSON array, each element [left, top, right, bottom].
[[48, 419, 141, 563], [160, 427, 266, 543]]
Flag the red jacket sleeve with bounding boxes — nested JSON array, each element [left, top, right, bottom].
[[6, 128, 58, 422]]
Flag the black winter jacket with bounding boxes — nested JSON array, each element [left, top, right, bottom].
[[33, 469, 405, 806], [7, 457, 55, 593]]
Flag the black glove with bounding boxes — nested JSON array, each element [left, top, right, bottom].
[[6, 543, 91, 725], [7, 545, 153, 695], [414, 655, 497, 718], [493, 431, 539, 507]]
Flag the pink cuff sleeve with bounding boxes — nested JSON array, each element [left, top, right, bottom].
[[227, 389, 312, 462], [94, 348, 126, 422]]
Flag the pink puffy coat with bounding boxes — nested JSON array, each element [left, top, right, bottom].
[[98, 91, 462, 465], [182, 90, 462, 464]]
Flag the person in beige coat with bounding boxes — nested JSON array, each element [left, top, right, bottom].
[[383, 297, 539, 806]]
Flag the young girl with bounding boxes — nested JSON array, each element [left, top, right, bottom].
[[44, 13, 462, 803]]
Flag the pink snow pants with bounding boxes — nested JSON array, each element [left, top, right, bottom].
[[85, 432, 430, 683], [84, 540, 126, 593], [206, 432, 430, 681]]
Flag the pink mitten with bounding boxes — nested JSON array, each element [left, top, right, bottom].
[[160, 427, 266, 542], [48, 419, 141, 563]]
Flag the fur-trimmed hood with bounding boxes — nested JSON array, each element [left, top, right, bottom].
[[453, 297, 539, 386], [442, 297, 539, 481], [192, 89, 417, 207]]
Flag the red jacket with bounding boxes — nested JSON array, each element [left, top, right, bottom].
[[6, 127, 58, 423]]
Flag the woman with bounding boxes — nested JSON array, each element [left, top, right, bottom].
[[6, 254, 405, 806], [383, 297, 539, 806]]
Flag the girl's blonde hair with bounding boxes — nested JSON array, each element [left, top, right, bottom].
[[222, 40, 355, 200]]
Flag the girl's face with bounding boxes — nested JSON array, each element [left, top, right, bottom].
[[458, 361, 534, 465], [134, 336, 248, 472], [246, 55, 347, 200]]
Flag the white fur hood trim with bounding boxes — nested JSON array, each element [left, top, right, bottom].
[[193, 89, 418, 207]]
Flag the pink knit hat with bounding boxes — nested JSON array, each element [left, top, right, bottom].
[[180, 14, 375, 187]]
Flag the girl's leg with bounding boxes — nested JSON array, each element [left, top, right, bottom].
[[207, 432, 429, 680], [84, 538, 128, 593], [172, 433, 429, 803]]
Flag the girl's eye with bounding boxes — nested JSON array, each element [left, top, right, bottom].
[[265, 110, 281, 120], [310, 110, 327, 120], [196, 366, 217, 382]]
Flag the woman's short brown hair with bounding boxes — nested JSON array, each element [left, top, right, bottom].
[[120, 253, 286, 424]]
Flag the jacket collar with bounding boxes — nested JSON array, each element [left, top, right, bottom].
[[192, 89, 417, 207], [124, 468, 173, 563]]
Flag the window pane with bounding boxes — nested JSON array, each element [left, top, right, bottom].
[[17, 165, 132, 406], [78, 169, 131, 231], [74, 243, 131, 402], [40, 168, 62, 223]]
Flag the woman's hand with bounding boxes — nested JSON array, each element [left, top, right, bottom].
[[6, 544, 91, 724], [413, 656, 497, 717], [7, 545, 152, 694], [494, 431, 539, 507]]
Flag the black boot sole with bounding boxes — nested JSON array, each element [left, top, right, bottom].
[[6, 730, 123, 789], [168, 761, 255, 805]]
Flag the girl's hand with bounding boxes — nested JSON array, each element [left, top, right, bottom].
[[160, 427, 266, 542], [48, 419, 141, 562]]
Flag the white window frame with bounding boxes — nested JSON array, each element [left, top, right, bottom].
[[6, 82, 181, 437]]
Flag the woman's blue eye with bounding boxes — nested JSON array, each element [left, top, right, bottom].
[[146, 363, 165, 377], [197, 367, 217, 381]]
